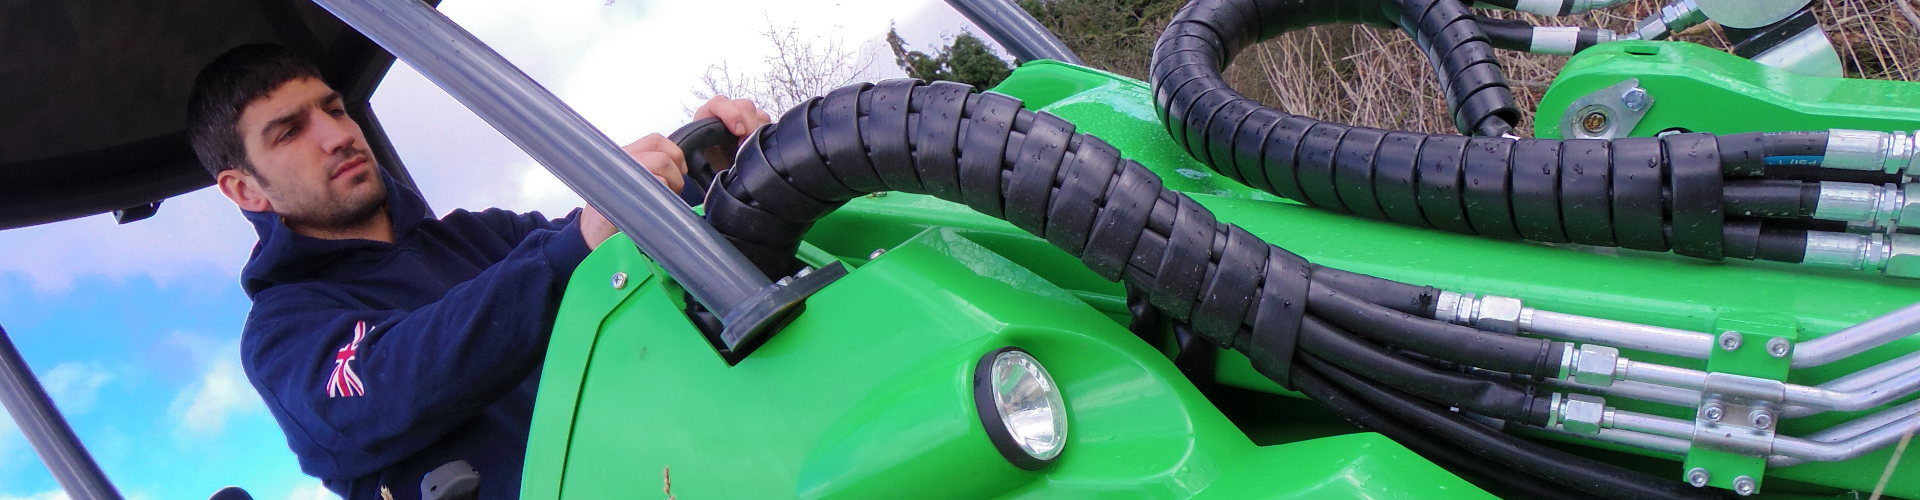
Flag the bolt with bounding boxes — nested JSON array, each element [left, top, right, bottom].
[[1733, 475, 1758, 496], [1703, 404, 1725, 422], [795, 266, 814, 278], [1750, 409, 1774, 430], [868, 248, 887, 260], [1686, 467, 1710, 487], [1581, 111, 1610, 134], [1621, 87, 1650, 111], [1766, 337, 1792, 358], [1719, 330, 1743, 351], [775, 276, 794, 287], [610, 272, 628, 289]]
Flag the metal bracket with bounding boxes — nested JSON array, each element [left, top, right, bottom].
[[1681, 313, 1800, 495], [1558, 79, 1653, 139]]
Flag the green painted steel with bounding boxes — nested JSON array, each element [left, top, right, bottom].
[[527, 60, 1920, 497], [524, 228, 1489, 498], [1536, 41, 1920, 138]]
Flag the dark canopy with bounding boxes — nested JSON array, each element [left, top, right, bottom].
[[0, 0, 434, 230]]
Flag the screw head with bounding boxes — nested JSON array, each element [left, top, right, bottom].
[[1686, 467, 1710, 487], [1766, 337, 1792, 358], [1703, 404, 1725, 422], [610, 272, 628, 289], [1581, 111, 1611, 133], [1621, 87, 1650, 111], [868, 248, 887, 260], [1733, 475, 1758, 496], [1719, 331, 1744, 351], [1750, 409, 1774, 430]]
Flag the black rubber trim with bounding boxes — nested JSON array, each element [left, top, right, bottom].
[[1665, 133, 1725, 260], [1510, 138, 1566, 242], [1558, 139, 1614, 246], [1417, 135, 1474, 233], [1375, 131, 1430, 227], [1462, 136, 1518, 238], [1609, 137, 1665, 251], [1334, 127, 1390, 218]]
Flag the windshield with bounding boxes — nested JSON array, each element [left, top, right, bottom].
[[0, 0, 1004, 497]]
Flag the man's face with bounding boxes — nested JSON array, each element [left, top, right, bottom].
[[232, 77, 386, 232]]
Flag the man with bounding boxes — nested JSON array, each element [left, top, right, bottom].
[[187, 44, 770, 499]]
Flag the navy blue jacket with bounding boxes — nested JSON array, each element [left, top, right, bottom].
[[238, 171, 591, 500]]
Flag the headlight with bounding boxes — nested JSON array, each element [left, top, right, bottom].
[[973, 347, 1067, 470]]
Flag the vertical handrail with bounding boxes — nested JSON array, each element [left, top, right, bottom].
[[0, 325, 120, 500], [945, 0, 1085, 65], [310, 0, 769, 318]]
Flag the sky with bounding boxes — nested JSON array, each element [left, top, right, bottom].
[[0, 0, 1000, 498]]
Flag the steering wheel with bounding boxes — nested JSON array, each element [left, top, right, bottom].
[[667, 116, 743, 205]]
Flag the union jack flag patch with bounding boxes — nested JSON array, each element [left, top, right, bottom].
[[327, 321, 370, 398]]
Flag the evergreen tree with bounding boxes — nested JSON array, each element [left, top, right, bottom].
[[887, 27, 1014, 90]]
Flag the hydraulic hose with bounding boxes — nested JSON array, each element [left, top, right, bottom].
[[1150, 0, 1839, 264], [1300, 316, 1554, 424], [1288, 359, 1591, 499], [1297, 356, 1719, 499], [702, 78, 1665, 494]]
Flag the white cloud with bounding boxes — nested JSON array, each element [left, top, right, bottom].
[[39, 362, 114, 416], [167, 341, 262, 439], [0, 188, 255, 296], [0, 489, 67, 500]]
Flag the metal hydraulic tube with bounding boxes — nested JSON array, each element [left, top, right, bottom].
[[1524, 309, 1715, 358], [1771, 399, 1920, 466], [1792, 301, 1920, 368], [308, 0, 770, 318], [1603, 407, 1920, 464]]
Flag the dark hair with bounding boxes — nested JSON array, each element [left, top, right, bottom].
[[187, 44, 325, 177]]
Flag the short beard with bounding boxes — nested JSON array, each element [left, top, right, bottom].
[[282, 184, 389, 234]]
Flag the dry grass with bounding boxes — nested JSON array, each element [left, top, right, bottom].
[[1213, 0, 1920, 136], [1030, 0, 1920, 133], [1227, 0, 1920, 136]]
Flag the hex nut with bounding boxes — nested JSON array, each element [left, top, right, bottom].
[[1883, 233, 1920, 279], [1898, 184, 1920, 229], [1474, 295, 1524, 334], [1573, 344, 1620, 387], [1560, 394, 1607, 435]]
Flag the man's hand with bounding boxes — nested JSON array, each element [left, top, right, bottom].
[[580, 205, 616, 250], [693, 95, 774, 138], [620, 134, 688, 193]]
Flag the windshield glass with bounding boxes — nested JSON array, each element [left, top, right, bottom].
[[0, 1, 1004, 497]]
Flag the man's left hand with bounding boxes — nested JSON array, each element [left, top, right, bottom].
[[620, 134, 687, 193], [693, 95, 774, 138]]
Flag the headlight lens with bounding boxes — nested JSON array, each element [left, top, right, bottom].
[[974, 347, 1067, 469]]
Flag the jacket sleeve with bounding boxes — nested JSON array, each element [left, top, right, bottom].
[[241, 220, 592, 479], [468, 208, 579, 248]]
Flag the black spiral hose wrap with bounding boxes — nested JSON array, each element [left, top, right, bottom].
[[704, 78, 1570, 388], [1148, 0, 1835, 263]]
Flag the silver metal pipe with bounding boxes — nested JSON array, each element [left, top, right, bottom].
[[1526, 424, 1689, 455], [1794, 301, 1920, 368], [1773, 400, 1920, 466], [1770, 414, 1920, 464], [1782, 366, 1920, 412], [1606, 409, 1695, 439], [1545, 376, 1702, 408], [1610, 405, 1920, 463], [1620, 359, 1709, 389], [1523, 309, 1714, 358], [310, 0, 770, 318]]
